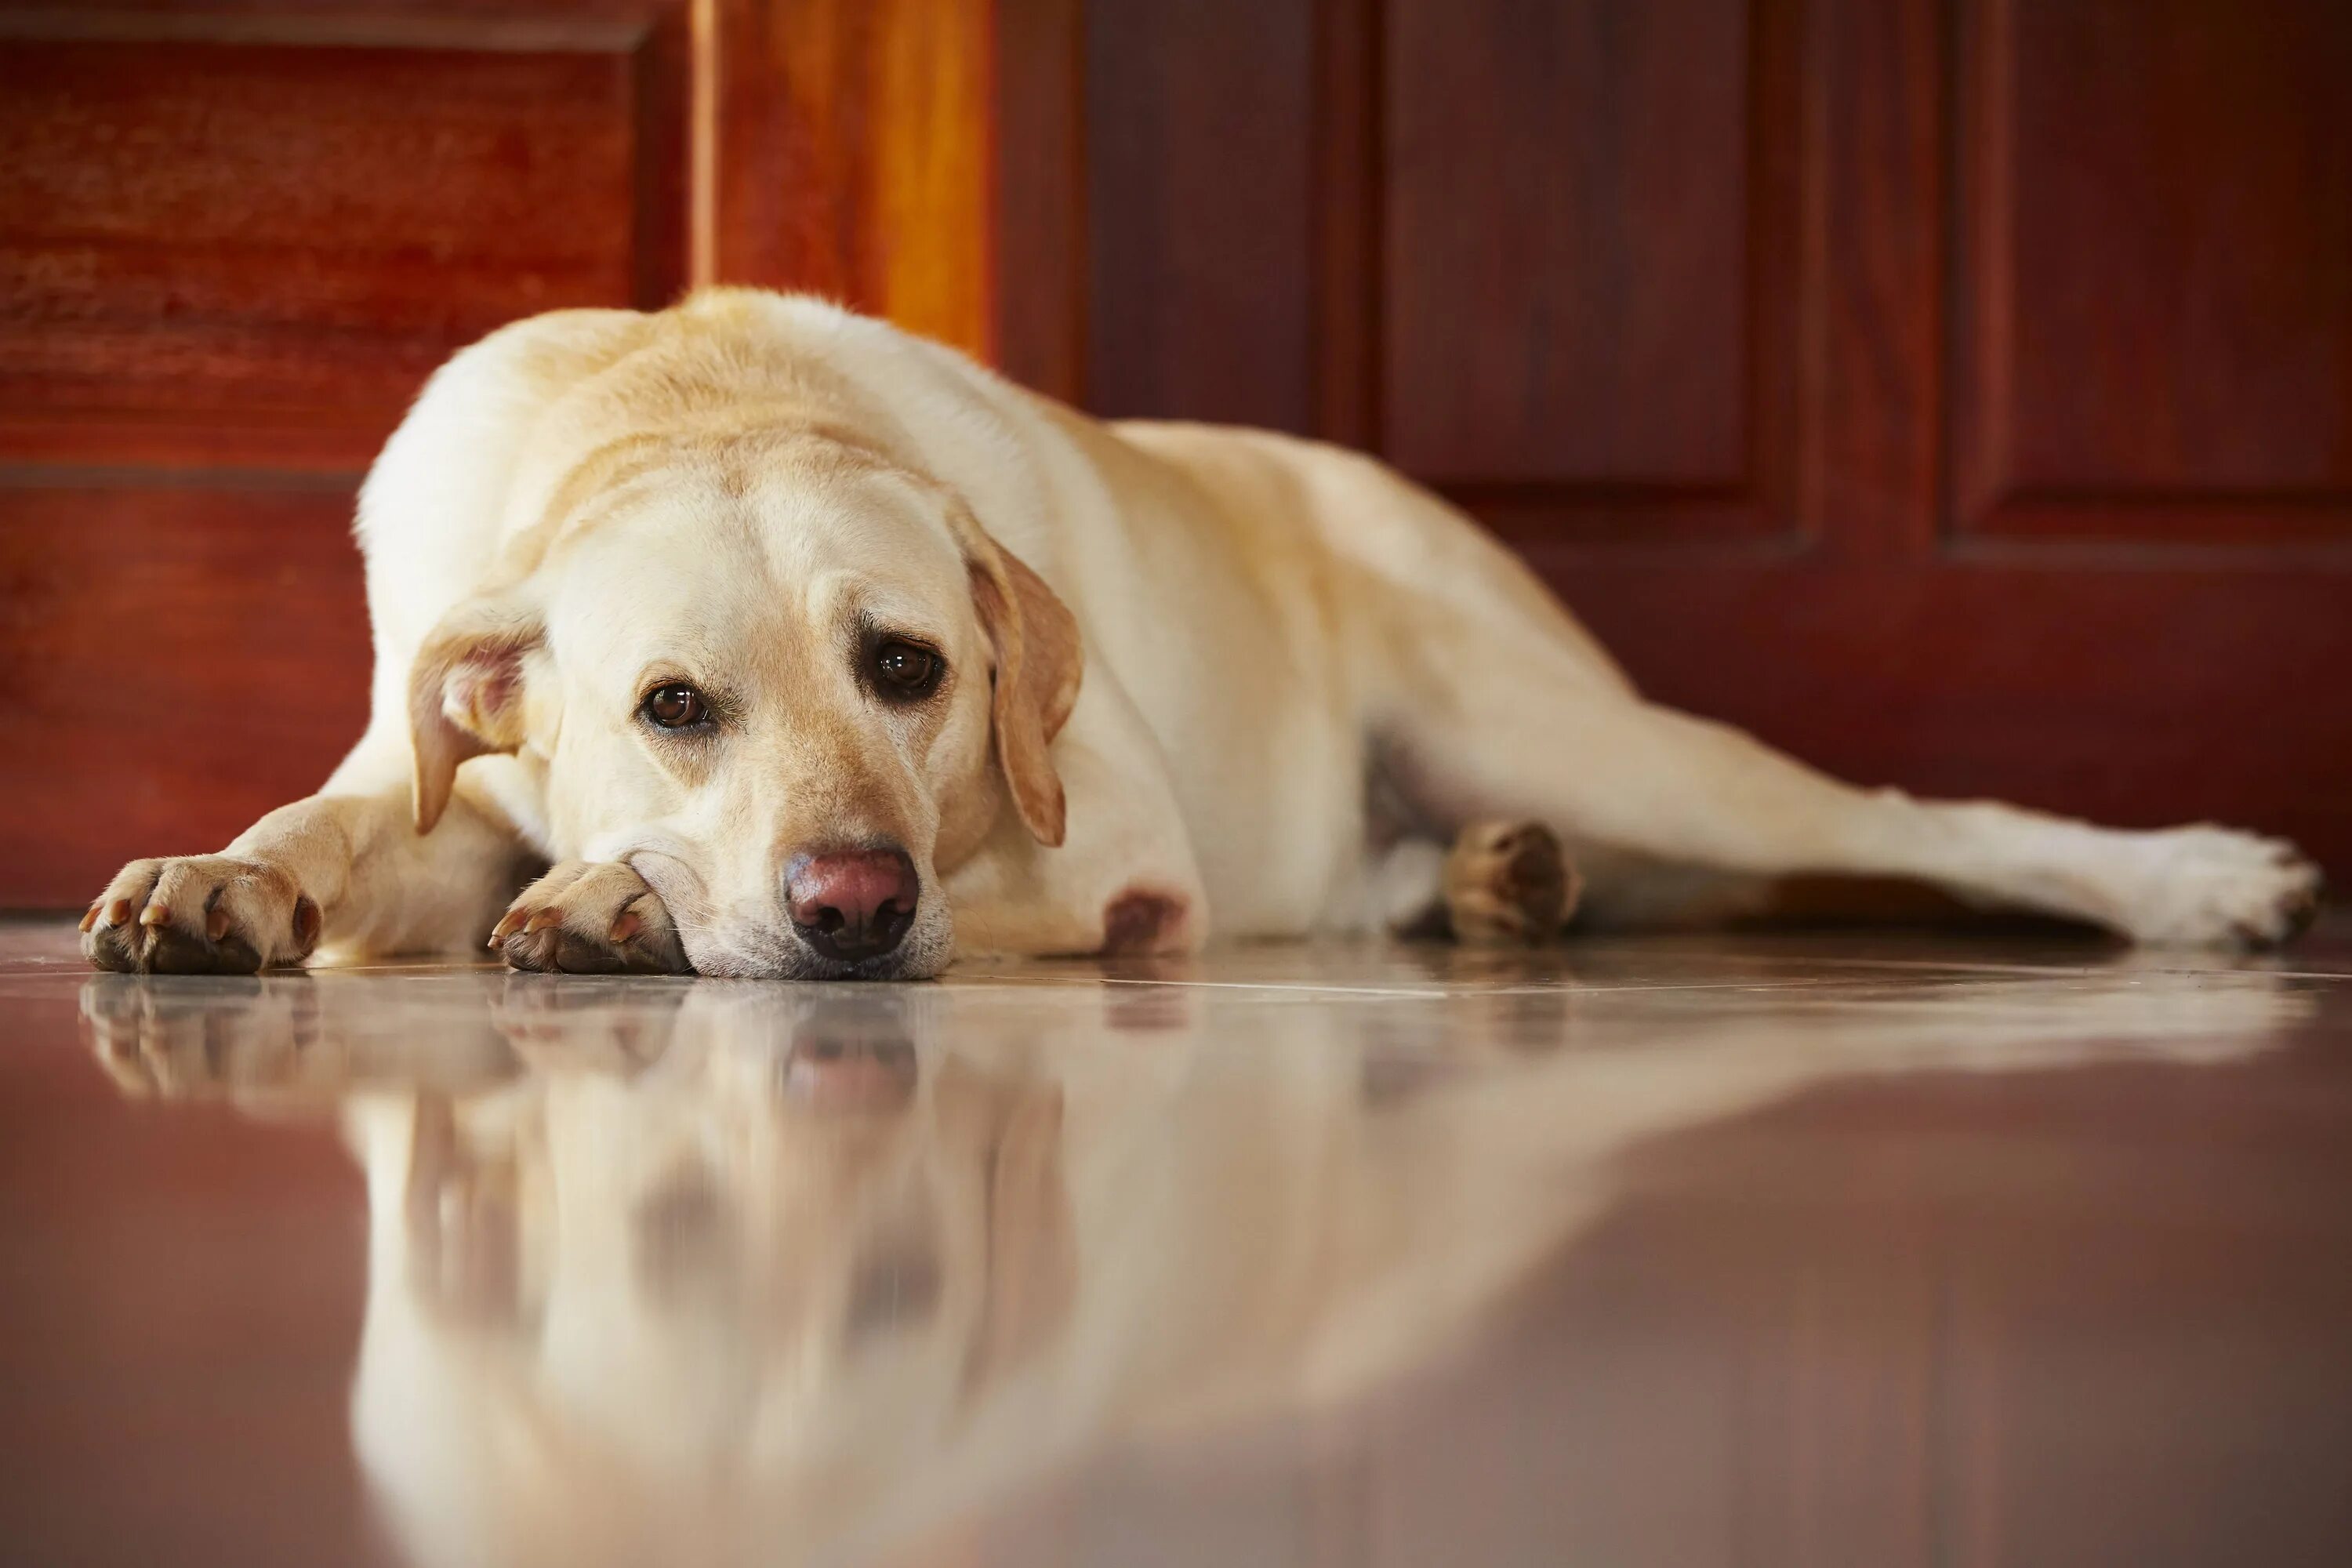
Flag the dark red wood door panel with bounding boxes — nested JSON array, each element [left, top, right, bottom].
[[0, 0, 688, 905], [1952, 0, 2352, 546], [1385, 0, 1757, 489], [0, 484, 372, 906], [0, 5, 687, 472]]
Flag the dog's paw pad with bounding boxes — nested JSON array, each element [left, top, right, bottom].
[[1442, 820, 1580, 946], [81, 857, 315, 975], [495, 862, 690, 975], [2118, 826, 2325, 949]]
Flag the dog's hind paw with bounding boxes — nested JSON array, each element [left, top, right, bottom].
[[1442, 820, 1581, 946], [494, 861, 691, 975], [2114, 826, 2323, 949], [82, 856, 320, 975]]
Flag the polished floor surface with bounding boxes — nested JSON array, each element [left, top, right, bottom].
[[3, 918, 2350, 1567]]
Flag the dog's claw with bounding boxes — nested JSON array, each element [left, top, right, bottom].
[[492, 862, 690, 976], [502, 927, 558, 972], [82, 857, 312, 975]]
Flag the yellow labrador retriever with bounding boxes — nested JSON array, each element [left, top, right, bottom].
[[82, 289, 2321, 978]]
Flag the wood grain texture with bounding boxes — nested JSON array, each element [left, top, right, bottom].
[[1081, 0, 1317, 429], [0, 484, 372, 906], [1952, 0, 2352, 546], [709, 0, 995, 360], [1310, 0, 1381, 450], [995, 0, 1088, 403], [1368, 1043, 2352, 1568], [0, 9, 687, 472], [0, 1009, 377, 1568], [1395, 0, 1806, 545], [1080, 0, 1808, 541], [1384, 0, 1752, 487], [1808, 0, 1943, 561]]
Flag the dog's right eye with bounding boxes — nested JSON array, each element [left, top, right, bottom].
[[641, 683, 710, 730]]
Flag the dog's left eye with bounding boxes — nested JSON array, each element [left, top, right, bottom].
[[641, 682, 710, 730], [869, 639, 943, 700]]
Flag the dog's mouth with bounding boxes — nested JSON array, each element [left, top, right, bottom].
[[622, 849, 953, 982], [782, 946, 946, 983], [671, 927, 949, 982]]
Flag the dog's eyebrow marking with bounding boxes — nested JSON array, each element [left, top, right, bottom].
[[537, 432, 678, 548], [850, 606, 949, 655]]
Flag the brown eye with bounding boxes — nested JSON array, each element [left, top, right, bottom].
[[869, 639, 942, 700], [641, 682, 709, 730]]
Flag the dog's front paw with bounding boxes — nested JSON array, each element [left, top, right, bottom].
[[493, 861, 691, 975], [1442, 820, 1581, 946], [81, 856, 321, 975], [2118, 826, 2323, 949]]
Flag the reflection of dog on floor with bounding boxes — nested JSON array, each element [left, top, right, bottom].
[[79, 965, 2313, 1568], [81, 290, 2321, 979]]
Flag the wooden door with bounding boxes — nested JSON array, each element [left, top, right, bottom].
[[0, 0, 987, 907], [1001, 0, 2352, 878]]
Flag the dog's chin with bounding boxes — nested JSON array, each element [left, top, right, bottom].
[[677, 913, 955, 982]]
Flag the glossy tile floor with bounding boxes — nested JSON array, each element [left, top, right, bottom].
[[3, 919, 2350, 1568]]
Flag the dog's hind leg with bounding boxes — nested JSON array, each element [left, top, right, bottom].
[[1375, 644, 2321, 949], [1246, 434, 2318, 950]]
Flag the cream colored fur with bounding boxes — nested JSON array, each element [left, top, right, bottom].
[[83, 290, 2322, 977]]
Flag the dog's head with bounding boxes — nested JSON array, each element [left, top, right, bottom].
[[407, 429, 1080, 978]]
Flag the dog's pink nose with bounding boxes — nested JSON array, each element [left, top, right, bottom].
[[785, 848, 920, 964]]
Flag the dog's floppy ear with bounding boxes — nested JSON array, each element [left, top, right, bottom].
[[407, 596, 545, 834], [946, 504, 1082, 848]]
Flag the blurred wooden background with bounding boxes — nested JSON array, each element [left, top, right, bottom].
[[2, 0, 2348, 906]]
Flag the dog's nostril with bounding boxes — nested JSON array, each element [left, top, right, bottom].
[[784, 847, 920, 964]]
